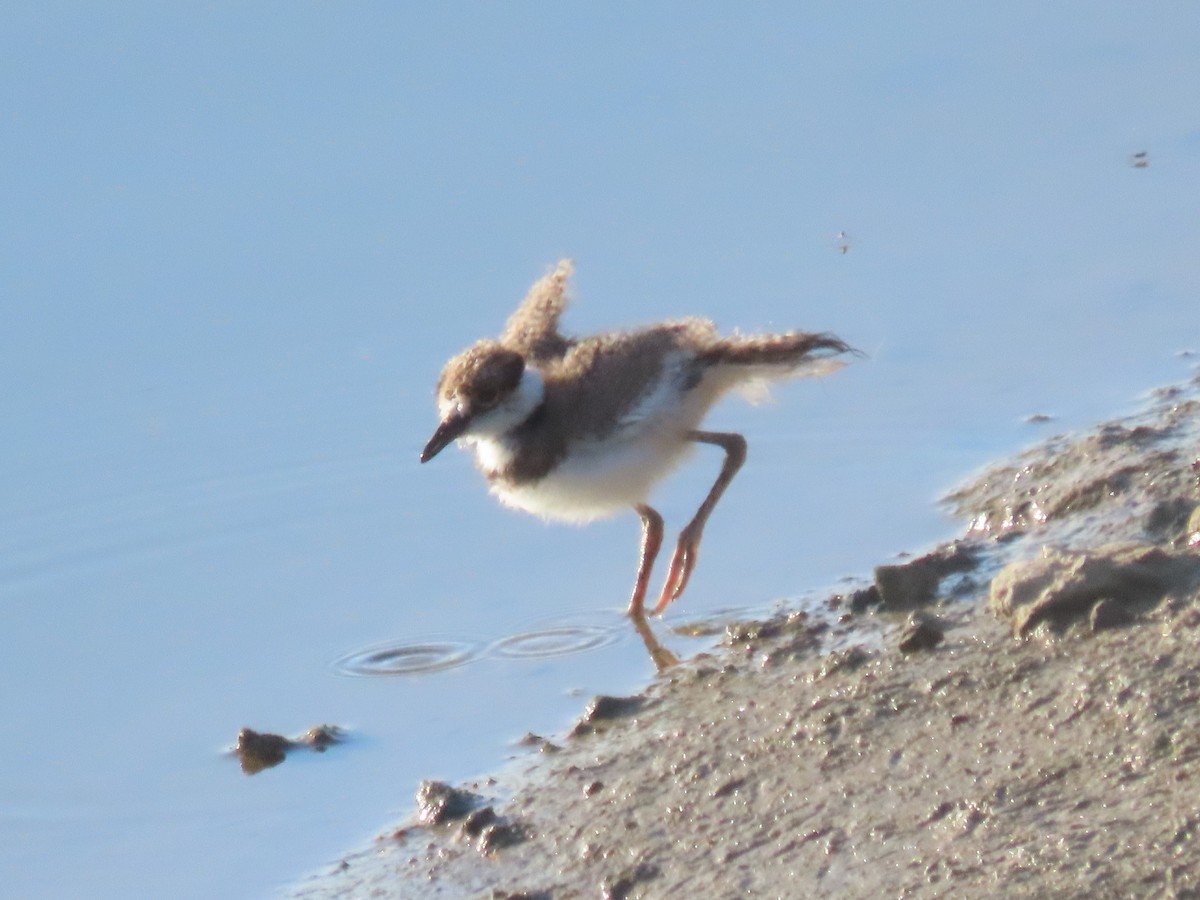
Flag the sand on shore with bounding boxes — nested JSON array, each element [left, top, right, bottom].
[[293, 373, 1200, 899]]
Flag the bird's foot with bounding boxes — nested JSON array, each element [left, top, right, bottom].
[[652, 523, 702, 614]]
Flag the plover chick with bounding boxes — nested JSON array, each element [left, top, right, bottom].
[[420, 260, 856, 617]]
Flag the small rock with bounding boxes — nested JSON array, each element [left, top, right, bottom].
[[517, 733, 561, 754], [460, 806, 499, 837], [477, 819, 528, 854], [899, 616, 945, 654], [415, 781, 479, 825], [849, 584, 882, 613], [874, 561, 939, 608], [570, 695, 644, 737], [584, 694, 643, 720], [874, 542, 978, 608], [988, 543, 1200, 636]]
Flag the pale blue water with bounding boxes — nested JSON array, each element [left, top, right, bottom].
[[2, 4, 1198, 897]]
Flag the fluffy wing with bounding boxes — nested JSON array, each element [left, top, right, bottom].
[[499, 259, 575, 363]]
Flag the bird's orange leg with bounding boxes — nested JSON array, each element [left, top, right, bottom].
[[627, 503, 664, 617], [653, 431, 747, 614]]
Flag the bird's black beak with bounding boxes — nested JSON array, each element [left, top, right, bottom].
[[420, 411, 470, 463]]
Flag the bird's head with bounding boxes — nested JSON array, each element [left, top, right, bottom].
[[420, 341, 542, 462]]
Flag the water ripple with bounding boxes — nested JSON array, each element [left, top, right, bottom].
[[333, 636, 487, 677], [334, 613, 629, 676], [488, 622, 622, 660]]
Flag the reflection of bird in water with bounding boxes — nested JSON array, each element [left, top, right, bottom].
[[630, 613, 679, 671]]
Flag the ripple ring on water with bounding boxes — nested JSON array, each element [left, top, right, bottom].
[[488, 623, 621, 660], [332, 636, 487, 677]]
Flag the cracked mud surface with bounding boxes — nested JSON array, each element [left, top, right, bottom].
[[293, 374, 1200, 899]]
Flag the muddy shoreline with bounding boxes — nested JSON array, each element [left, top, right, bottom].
[[292, 372, 1200, 899]]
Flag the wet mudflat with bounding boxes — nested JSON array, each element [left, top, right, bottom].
[[293, 373, 1200, 898]]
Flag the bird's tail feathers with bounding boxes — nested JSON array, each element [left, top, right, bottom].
[[699, 331, 859, 403], [701, 331, 856, 367]]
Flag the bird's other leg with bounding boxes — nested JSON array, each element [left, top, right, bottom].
[[653, 431, 747, 614], [627, 503, 664, 617]]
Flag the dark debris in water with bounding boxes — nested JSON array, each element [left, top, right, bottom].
[[236, 729, 288, 774], [303, 725, 343, 752], [234, 724, 345, 775]]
